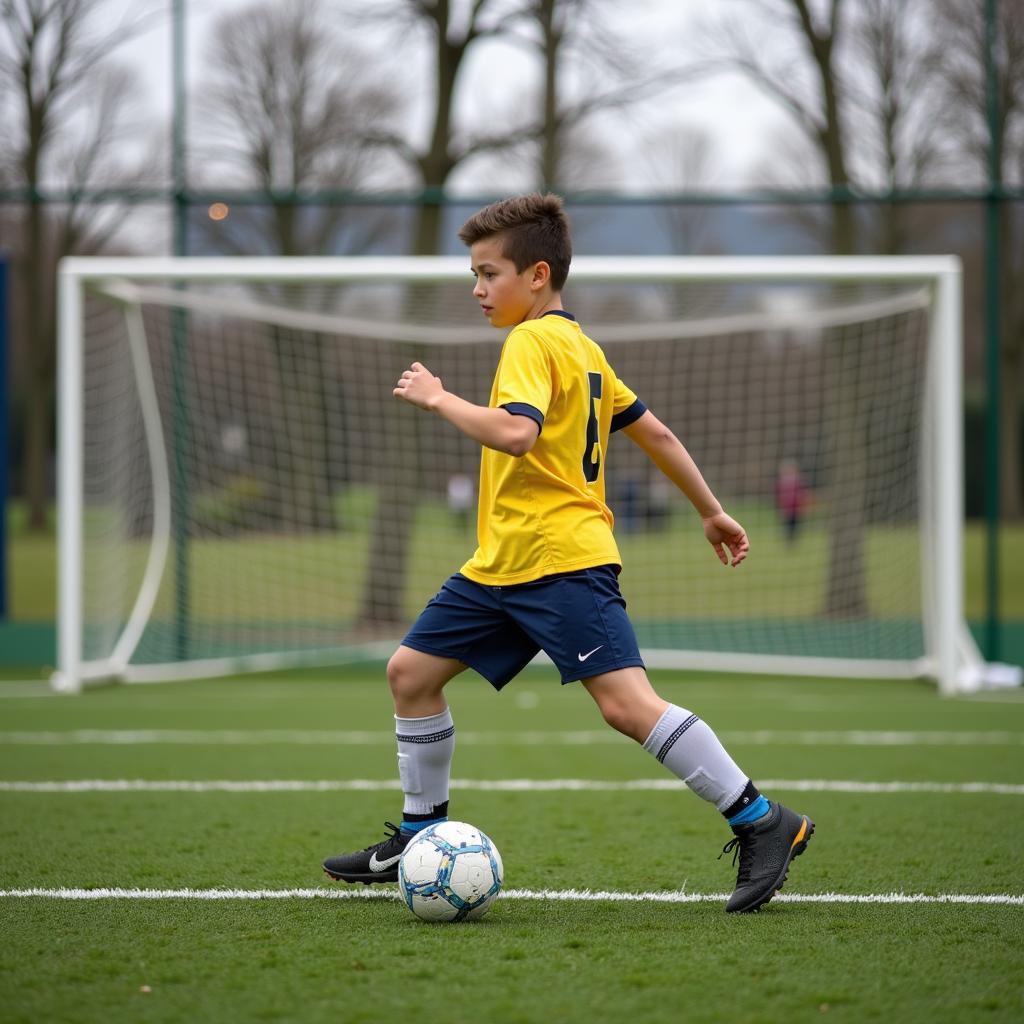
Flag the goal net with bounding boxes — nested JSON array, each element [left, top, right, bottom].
[[55, 255, 1001, 695]]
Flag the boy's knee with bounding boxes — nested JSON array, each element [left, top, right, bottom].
[[386, 651, 416, 700], [386, 646, 464, 718], [386, 648, 449, 705], [597, 695, 638, 738], [591, 684, 666, 743]]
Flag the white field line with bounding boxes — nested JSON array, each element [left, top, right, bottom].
[[2, 778, 1023, 795], [1, 886, 1021, 906], [0, 729, 1022, 746]]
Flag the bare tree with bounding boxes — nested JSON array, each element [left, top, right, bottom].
[[344, 0, 529, 255], [524, 0, 681, 190], [439, 0, 688, 193], [736, 1, 942, 245], [350, 0, 690, 229], [188, 0, 404, 534], [193, 0, 400, 257], [697, 1, 870, 617], [702, 0, 1004, 618], [705, 0, 857, 251], [847, 0, 943, 252], [850, 1, 938, 187], [924, 0, 1024, 519], [0, 0, 155, 530]]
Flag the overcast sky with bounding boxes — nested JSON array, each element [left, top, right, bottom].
[[112, 0, 796, 192]]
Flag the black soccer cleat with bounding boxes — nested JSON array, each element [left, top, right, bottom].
[[323, 821, 412, 884], [720, 801, 814, 913]]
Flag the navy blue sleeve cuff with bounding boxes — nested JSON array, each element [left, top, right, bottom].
[[501, 403, 545, 433], [610, 399, 647, 433]]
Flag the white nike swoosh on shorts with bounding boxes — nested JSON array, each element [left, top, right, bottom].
[[577, 645, 604, 662]]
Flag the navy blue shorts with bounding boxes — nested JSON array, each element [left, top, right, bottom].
[[401, 564, 645, 690]]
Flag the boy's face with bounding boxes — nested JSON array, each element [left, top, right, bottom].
[[469, 236, 547, 328]]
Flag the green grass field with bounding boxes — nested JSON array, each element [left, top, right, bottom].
[[1, 666, 1022, 1023], [8, 500, 1024, 623]]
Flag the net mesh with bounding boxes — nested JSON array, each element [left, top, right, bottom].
[[79, 273, 931, 677]]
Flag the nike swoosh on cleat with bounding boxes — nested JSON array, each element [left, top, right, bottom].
[[577, 645, 604, 662], [368, 852, 402, 872]]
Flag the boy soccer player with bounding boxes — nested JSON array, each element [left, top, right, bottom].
[[324, 193, 813, 913]]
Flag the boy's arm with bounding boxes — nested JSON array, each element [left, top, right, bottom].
[[622, 409, 749, 567], [394, 361, 539, 457]]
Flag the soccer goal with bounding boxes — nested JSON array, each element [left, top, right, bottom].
[[54, 255, 1013, 696]]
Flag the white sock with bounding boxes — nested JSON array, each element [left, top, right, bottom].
[[642, 704, 748, 812], [395, 708, 455, 817]]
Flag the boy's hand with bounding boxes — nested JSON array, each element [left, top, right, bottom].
[[394, 361, 444, 410], [703, 511, 749, 567]]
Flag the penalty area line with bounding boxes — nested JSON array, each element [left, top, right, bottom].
[[1, 887, 1022, 906]]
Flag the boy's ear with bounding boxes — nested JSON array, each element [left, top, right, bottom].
[[529, 260, 551, 291]]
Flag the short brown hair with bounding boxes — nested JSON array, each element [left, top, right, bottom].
[[458, 193, 572, 291]]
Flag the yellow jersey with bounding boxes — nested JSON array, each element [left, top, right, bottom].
[[459, 311, 646, 586]]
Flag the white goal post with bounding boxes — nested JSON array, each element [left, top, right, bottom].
[[54, 254, 1017, 696]]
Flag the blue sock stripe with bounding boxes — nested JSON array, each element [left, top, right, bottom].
[[728, 794, 770, 826], [400, 816, 448, 835]]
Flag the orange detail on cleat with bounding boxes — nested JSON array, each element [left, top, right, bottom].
[[790, 818, 809, 848]]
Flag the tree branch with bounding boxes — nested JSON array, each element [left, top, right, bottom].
[[452, 126, 535, 163], [356, 129, 423, 171]]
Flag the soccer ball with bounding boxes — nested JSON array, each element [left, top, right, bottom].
[[398, 820, 503, 923]]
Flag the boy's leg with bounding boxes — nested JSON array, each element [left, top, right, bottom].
[[582, 666, 813, 913], [582, 668, 750, 808], [323, 572, 538, 884], [323, 647, 465, 884], [388, 646, 464, 828]]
